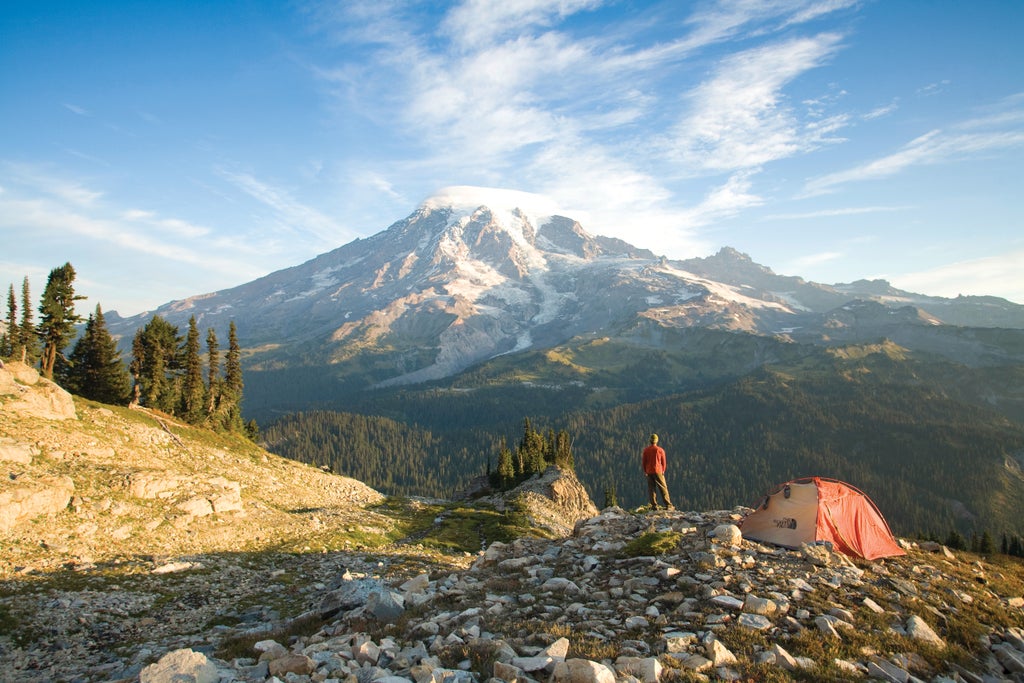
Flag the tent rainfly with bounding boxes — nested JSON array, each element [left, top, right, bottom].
[[739, 477, 905, 560]]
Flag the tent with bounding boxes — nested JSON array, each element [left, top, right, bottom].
[[739, 477, 905, 560]]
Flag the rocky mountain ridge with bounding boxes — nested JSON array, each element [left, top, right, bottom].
[[3, 362, 1024, 682]]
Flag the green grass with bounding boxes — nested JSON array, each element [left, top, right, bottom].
[[215, 612, 325, 661], [621, 531, 684, 557]]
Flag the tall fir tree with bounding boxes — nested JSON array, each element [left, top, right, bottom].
[[205, 327, 220, 420], [19, 277, 39, 365], [496, 439, 515, 486], [517, 417, 546, 474], [2, 284, 16, 358], [65, 305, 132, 404], [553, 430, 574, 469], [221, 321, 244, 432], [602, 480, 619, 509], [37, 263, 85, 379], [180, 316, 205, 424], [130, 315, 182, 413]]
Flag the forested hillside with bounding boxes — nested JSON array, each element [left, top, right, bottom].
[[260, 412, 490, 498], [262, 346, 1024, 540]]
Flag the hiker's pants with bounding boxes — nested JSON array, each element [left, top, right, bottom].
[[646, 472, 672, 509]]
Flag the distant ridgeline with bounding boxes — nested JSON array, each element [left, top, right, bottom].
[[262, 352, 1024, 541]]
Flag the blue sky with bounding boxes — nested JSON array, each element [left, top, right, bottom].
[[1, 0, 1022, 316]]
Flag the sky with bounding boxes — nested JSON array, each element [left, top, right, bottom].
[[1, 0, 1023, 317]]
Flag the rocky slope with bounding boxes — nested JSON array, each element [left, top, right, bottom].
[[0, 361, 388, 573], [3, 363, 1024, 683]]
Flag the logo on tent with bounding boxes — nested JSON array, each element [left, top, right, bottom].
[[772, 517, 798, 529]]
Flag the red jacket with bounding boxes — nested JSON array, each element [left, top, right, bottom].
[[642, 444, 666, 475]]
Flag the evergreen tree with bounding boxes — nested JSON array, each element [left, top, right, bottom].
[[65, 305, 131, 404], [221, 321, 244, 431], [497, 441, 515, 485], [130, 315, 183, 413], [545, 428, 557, 464], [517, 417, 546, 474], [977, 529, 995, 555], [37, 263, 85, 379], [2, 284, 16, 358], [602, 481, 618, 509], [945, 529, 967, 550], [19, 277, 39, 365], [553, 430, 574, 469], [205, 327, 220, 420], [180, 316, 205, 424]]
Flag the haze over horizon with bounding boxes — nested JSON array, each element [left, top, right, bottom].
[[1, 1, 1022, 315]]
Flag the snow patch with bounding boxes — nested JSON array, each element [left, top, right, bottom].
[[659, 264, 791, 311], [422, 186, 560, 231], [287, 268, 341, 302], [771, 292, 812, 312]]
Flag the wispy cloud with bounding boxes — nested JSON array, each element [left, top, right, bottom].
[[669, 33, 847, 172], [916, 79, 950, 97], [215, 169, 355, 249], [62, 103, 90, 116], [763, 205, 910, 221], [0, 166, 280, 290], [863, 101, 898, 120], [891, 248, 1024, 304], [4, 162, 103, 206], [802, 127, 1024, 196], [441, 0, 602, 50], [790, 250, 843, 269], [0, 169, 240, 270]]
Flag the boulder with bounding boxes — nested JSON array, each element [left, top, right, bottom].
[[496, 466, 599, 537], [705, 638, 737, 666], [742, 594, 779, 616], [906, 615, 945, 649], [177, 496, 215, 517], [551, 658, 617, 683], [800, 542, 833, 567], [366, 588, 406, 622], [125, 472, 188, 499], [268, 653, 316, 677], [1, 361, 39, 385], [1, 373, 76, 420], [0, 437, 35, 464], [139, 648, 219, 683], [0, 475, 75, 531], [615, 656, 662, 683], [711, 524, 743, 546], [321, 577, 388, 619]]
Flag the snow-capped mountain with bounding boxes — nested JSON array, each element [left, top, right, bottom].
[[108, 186, 1024, 392]]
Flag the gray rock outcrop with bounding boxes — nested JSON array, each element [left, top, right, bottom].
[[0, 361, 77, 420], [0, 475, 74, 531], [484, 465, 599, 536]]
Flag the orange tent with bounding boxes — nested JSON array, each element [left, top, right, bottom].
[[739, 477, 905, 560]]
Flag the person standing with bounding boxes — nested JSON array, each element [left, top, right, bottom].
[[642, 433, 674, 511]]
